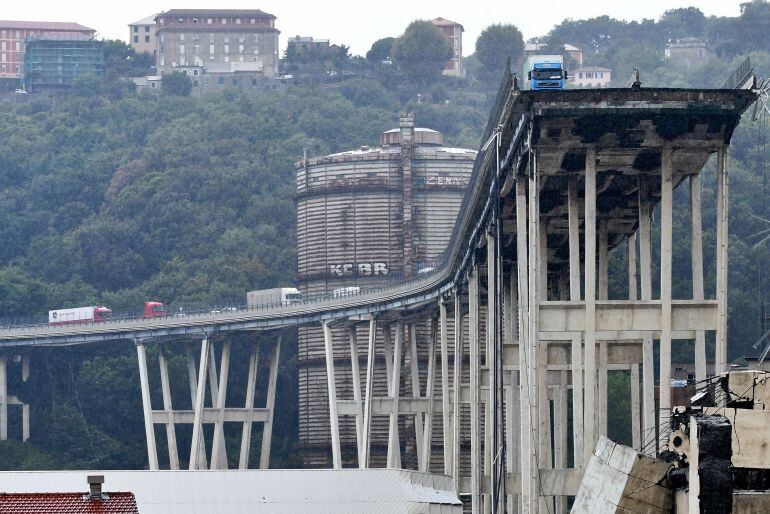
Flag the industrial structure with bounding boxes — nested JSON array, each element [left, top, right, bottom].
[[23, 35, 104, 91], [295, 115, 475, 465], [0, 73, 762, 511], [154, 9, 280, 78], [0, 20, 95, 80]]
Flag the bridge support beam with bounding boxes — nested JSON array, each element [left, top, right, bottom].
[[136, 342, 159, 470]]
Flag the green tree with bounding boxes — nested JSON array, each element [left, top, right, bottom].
[[391, 20, 452, 85], [102, 39, 154, 78], [475, 24, 525, 75], [162, 72, 192, 96], [366, 37, 395, 63]]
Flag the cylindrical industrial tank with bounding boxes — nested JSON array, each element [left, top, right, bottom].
[[295, 113, 476, 466]]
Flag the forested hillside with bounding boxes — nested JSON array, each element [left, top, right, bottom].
[[0, 3, 768, 469]]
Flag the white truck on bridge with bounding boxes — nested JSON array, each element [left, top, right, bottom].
[[48, 306, 112, 325], [246, 288, 302, 308]]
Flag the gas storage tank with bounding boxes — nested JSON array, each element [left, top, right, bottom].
[[295, 113, 476, 466], [296, 113, 476, 296]]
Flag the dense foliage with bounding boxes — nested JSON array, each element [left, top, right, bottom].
[[392, 20, 453, 85], [0, 4, 768, 467]]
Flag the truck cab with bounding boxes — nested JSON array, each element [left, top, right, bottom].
[[525, 55, 568, 90], [144, 301, 166, 318]]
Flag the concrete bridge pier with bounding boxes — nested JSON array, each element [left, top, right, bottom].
[[136, 334, 282, 471], [0, 353, 30, 443]]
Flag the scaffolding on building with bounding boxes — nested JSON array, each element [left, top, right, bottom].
[[23, 34, 104, 91]]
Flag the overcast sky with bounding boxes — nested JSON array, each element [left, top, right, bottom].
[[2, 1, 746, 56]]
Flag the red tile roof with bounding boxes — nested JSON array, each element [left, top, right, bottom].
[[0, 20, 95, 32], [0, 492, 138, 513]]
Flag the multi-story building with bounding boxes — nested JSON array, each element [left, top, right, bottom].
[[128, 14, 158, 56], [524, 42, 583, 67], [569, 66, 612, 87], [0, 20, 95, 80], [570, 66, 613, 87], [430, 17, 464, 78], [665, 37, 710, 70], [286, 35, 329, 53], [155, 9, 279, 78], [23, 35, 104, 91]]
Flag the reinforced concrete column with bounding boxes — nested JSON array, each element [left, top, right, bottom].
[[638, 177, 656, 455], [631, 363, 641, 450], [598, 221, 608, 438], [211, 340, 231, 469], [388, 323, 404, 468], [206, 344, 226, 466], [186, 344, 208, 469], [239, 340, 260, 469], [21, 355, 29, 442], [362, 320, 379, 468], [0, 355, 6, 441], [583, 146, 597, 464], [440, 300, 452, 474], [469, 265, 482, 511], [715, 146, 730, 374], [136, 342, 159, 470], [567, 176, 584, 466], [452, 292, 464, 485], [409, 324, 425, 470], [421, 317, 437, 472], [158, 347, 179, 470], [659, 146, 674, 440], [348, 325, 364, 466], [189, 338, 209, 470], [554, 371, 569, 514], [515, 177, 535, 513], [260, 337, 281, 469], [486, 227, 502, 508], [690, 175, 707, 382], [322, 321, 342, 469]]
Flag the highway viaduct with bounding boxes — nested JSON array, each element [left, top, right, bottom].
[[0, 74, 757, 513]]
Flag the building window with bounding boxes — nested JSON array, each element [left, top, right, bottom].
[[14, 41, 19, 51], [218, 76, 224, 84], [1, 42, 5, 51], [239, 44, 244, 53], [193, 80, 198, 86], [178, 17, 184, 23], [239, 55, 244, 62], [180, 33, 185, 41], [578, 72, 583, 79], [222, 18, 227, 24], [192, 18, 198, 24], [133, 35, 139, 43], [145, 35, 150, 43], [236, 18, 241, 24], [179, 44, 185, 54], [1, 31, 5, 38], [133, 26, 138, 33], [252, 78, 257, 85], [224, 44, 229, 53], [207, 18, 213, 24], [224, 56, 230, 62], [0, 53, 5, 63], [209, 44, 215, 54], [145, 26, 150, 32], [193, 69, 198, 76], [250, 19, 255, 24]]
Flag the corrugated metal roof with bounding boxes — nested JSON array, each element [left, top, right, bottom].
[[0, 20, 94, 32], [0, 492, 138, 513], [0, 469, 462, 514]]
